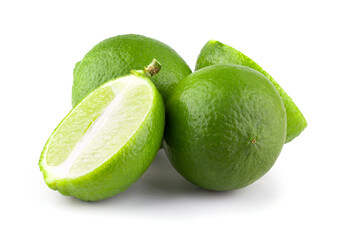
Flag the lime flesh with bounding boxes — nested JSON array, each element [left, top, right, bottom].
[[39, 74, 165, 201], [195, 40, 307, 143]]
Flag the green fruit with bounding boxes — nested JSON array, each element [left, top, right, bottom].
[[39, 60, 165, 201], [72, 34, 191, 106], [195, 40, 307, 143], [164, 64, 286, 191]]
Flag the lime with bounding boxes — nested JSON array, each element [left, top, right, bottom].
[[39, 60, 165, 201], [72, 34, 191, 106], [195, 40, 307, 143], [163, 64, 286, 191]]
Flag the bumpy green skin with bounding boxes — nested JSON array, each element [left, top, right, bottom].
[[39, 76, 165, 201], [195, 40, 307, 143], [164, 64, 286, 191], [72, 34, 191, 106]]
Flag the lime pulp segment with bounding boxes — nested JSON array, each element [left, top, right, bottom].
[[41, 75, 154, 181]]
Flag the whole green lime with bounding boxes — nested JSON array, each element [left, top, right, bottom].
[[163, 64, 286, 191], [72, 34, 191, 106], [196, 40, 307, 143]]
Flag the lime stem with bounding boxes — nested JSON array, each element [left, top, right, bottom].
[[144, 59, 161, 77]]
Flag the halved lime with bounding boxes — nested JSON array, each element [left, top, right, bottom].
[[39, 61, 165, 201]]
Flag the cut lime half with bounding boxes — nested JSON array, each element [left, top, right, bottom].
[[39, 65, 165, 201]]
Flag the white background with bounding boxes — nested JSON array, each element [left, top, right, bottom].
[[1, 0, 359, 239]]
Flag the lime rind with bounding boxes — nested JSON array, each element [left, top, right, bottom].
[[72, 34, 192, 106], [164, 64, 286, 190], [195, 40, 307, 143]]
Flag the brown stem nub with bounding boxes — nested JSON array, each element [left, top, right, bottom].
[[145, 59, 161, 77]]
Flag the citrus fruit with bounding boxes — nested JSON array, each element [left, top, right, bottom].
[[195, 40, 306, 143], [39, 60, 165, 201], [163, 64, 286, 191], [72, 34, 191, 106]]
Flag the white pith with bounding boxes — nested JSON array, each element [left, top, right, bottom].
[[44, 75, 153, 180]]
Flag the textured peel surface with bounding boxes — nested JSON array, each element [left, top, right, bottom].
[[164, 65, 286, 191], [195, 40, 307, 143], [72, 34, 191, 106]]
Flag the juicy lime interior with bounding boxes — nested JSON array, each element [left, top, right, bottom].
[[43, 75, 153, 179]]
